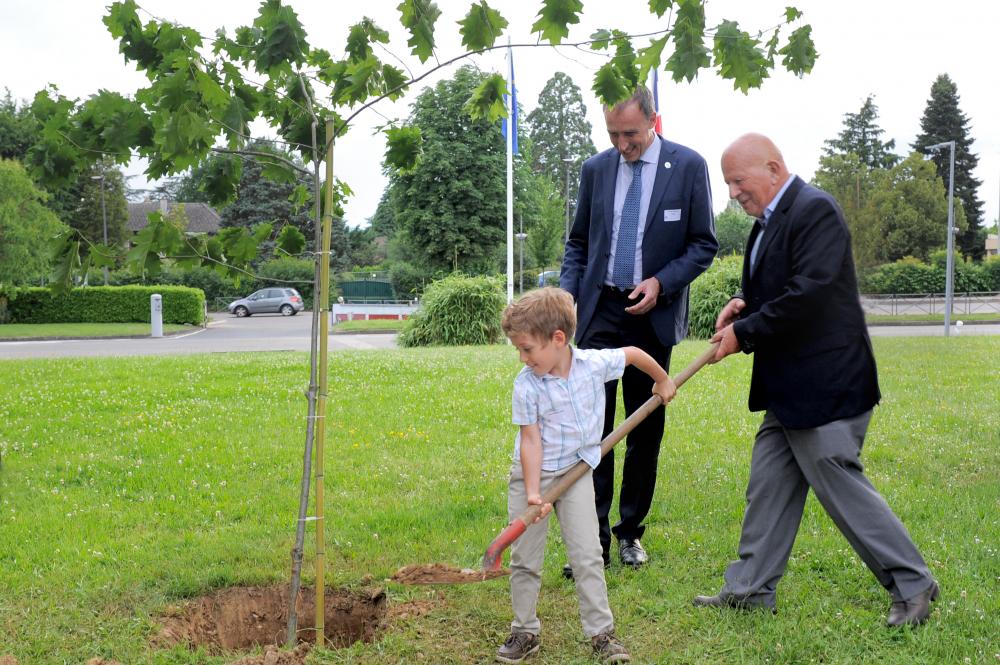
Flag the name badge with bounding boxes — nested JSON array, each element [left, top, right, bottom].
[[664, 209, 682, 222]]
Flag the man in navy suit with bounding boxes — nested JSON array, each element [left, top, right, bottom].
[[560, 86, 717, 572], [695, 133, 937, 627]]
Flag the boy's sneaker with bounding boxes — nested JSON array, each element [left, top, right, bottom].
[[591, 632, 631, 662], [495, 631, 540, 663]]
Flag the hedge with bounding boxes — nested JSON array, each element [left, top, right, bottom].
[[7, 286, 205, 325]]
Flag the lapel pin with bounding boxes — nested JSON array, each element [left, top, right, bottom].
[[664, 161, 671, 169]]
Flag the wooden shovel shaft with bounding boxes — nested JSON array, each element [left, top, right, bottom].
[[482, 342, 719, 571]]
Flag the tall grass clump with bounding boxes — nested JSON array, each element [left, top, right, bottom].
[[398, 273, 505, 347], [688, 254, 743, 339]]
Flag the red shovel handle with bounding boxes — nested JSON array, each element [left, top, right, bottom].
[[482, 342, 718, 571]]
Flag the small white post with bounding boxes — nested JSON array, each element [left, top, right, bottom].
[[151, 293, 163, 338]]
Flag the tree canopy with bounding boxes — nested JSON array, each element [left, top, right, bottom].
[[0, 159, 68, 284], [911, 74, 984, 260], [822, 94, 898, 170]]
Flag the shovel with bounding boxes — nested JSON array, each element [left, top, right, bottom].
[[392, 342, 718, 585]]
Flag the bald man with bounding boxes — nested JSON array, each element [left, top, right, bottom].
[[694, 134, 938, 627]]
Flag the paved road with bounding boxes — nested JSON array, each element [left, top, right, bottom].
[[1, 313, 996, 360], [0, 312, 396, 360]]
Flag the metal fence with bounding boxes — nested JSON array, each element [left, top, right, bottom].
[[859, 292, 1000, 316]]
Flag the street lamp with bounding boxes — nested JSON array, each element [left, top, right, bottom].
[[91, 173, 109, 286], [562, 156, 574, 246], [925, 140, 956, 336]]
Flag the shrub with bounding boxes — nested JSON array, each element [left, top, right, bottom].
[[8, 286, 205, 325], [389, 261, 432, 299], [983, 256, 1000, 291], [398, 274, 505, 347], [860, 257, 937, 294], [687, 254, 743, 339]]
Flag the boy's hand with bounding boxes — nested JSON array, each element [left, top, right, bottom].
[[527, 494, 552, 523], [652, 376, 677, 405]]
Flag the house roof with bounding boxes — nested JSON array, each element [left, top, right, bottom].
[[128, 200, 221, 234]]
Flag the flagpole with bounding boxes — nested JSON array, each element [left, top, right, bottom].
[[505, 43, 514, 304]]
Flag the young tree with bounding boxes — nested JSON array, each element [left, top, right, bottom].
[[525, 72, 596, 209], [823, 94, 898, 169], [0, 159, 67, 284], [911, 74, 984, 259]]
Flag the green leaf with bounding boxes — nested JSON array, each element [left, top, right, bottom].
[[592, 62, 632, 107], [174, 234, 207, 270], [531, 0, 583, 45], [589, 29, 613, 51], [103, 1, 141, 40], [664, 0, 710, 83], [88, 244, 118, 270], [398, 0, 441, 63], [276, 224, 306, 256], [779, 25, 817, 76], [381, 64, 409, 100], [712, 20, 769, 93], [252, 0, 309, 77], [125, 212, 182, 276], [384, 125, 422, 172], [341, 56, 381, 104], [260, 160, 298, 185], [463, 74, 507, 123], [458, 1, 508, 51], [784, 6, 803, 22], [252, 222, 274, 244], [288, 183, 310, 212], [635, 35, 669, 86], [192, 67, 229, 110], [49, 231, 81, 295], [648, 0, 674, 17], [221, 95, 253, 149], [201, 155, 243, 205], [346, 18, 390, 62]]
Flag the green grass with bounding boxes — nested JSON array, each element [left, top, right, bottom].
[[331, 318, 408, 332], [0, 322, 194, 339], [865, 312, 1000, 324], [0, 338, 998, 664]]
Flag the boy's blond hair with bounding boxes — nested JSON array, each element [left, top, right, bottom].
[[501, 287, 576, 341]]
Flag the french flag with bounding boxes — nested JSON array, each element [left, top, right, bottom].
[[652, 69, 663, 134]]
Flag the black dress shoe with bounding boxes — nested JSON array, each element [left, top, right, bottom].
[[618, 538, 648, 568], [693, 593, 777, 614], [562, 554, 610, 580], [886, 581, 939, 627]]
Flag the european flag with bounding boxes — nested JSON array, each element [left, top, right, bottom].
[[501, 46, 518, 155]]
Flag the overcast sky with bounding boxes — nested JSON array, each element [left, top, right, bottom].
[[2, 0, 998, 235]]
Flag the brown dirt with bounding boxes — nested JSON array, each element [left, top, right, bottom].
[[225, 643, 312, 665], [86, 660, 123, 665], [0, 657, 18, 665], [152, 584, 386, 652], [391, 563, 510, 585]]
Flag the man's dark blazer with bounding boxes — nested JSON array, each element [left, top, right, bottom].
[[560, 137, 718, 347], [732, 176, 880, 429]]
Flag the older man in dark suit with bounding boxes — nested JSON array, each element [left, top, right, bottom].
[[560, 87, 717, 573], [696, 133, 938, 627]]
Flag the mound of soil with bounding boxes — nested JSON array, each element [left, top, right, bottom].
[[226, 643, 312, 665], [153, 584, 386, 652], [392, 563, 509, 585], [1, 656, 18, 665]]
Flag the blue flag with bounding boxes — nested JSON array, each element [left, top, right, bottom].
[[501, 46, 518, 155]]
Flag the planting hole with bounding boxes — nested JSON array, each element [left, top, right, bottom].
[[153, 584, 386, 653]]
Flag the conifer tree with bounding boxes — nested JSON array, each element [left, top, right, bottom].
[[823, 94, 898, 169]]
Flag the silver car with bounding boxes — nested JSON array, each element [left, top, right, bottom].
[[228, 288, 304, 317]]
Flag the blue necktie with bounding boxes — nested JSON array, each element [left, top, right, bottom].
[[612, 161, 644, 289]]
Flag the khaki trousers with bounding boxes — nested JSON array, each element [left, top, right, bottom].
[[508, 462, 615, 637]]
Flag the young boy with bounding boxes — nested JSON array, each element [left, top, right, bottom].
[[496, 287, 677, 664]]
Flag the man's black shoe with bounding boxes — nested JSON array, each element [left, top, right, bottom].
[[886, 581, 939, 627], [562, 554, 610, 580], [692, 593, 777, 614], [618, 538, 648, 568]]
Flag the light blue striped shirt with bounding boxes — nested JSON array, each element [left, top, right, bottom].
[[511, 347, 626, 471]]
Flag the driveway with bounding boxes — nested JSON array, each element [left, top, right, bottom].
[[0, 312, 397, 360]]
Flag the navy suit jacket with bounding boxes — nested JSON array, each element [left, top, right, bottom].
[[733, 176, 880, 429], [560, 137, 718, 347]]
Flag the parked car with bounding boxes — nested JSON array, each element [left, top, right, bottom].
[[538, 270, 560, 287], [227, 288, 304, 317]]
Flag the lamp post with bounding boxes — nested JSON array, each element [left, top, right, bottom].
[[925, 141, 956, 336], [516, 214, 527, 295], [562, 156, 574, 246], [91, 173, 109, 286]]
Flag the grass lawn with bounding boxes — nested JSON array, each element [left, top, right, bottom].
[[331, 319, 408, 333], [865, 312, 1000, 324], [0, 322, 194, 339], [0, 338, 997, 664]]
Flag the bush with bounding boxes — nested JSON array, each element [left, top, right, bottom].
[[687, 255, 743, 339], [398, 274, 505, 347], [8, 286, 205, 325], [389, 261, 432, 299], [861, 252, 995, 294], [983, 256, 1000, 291]]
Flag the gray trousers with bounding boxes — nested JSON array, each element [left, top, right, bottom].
[[721, 410, 933, 606], [508, 462, 614, 638]]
